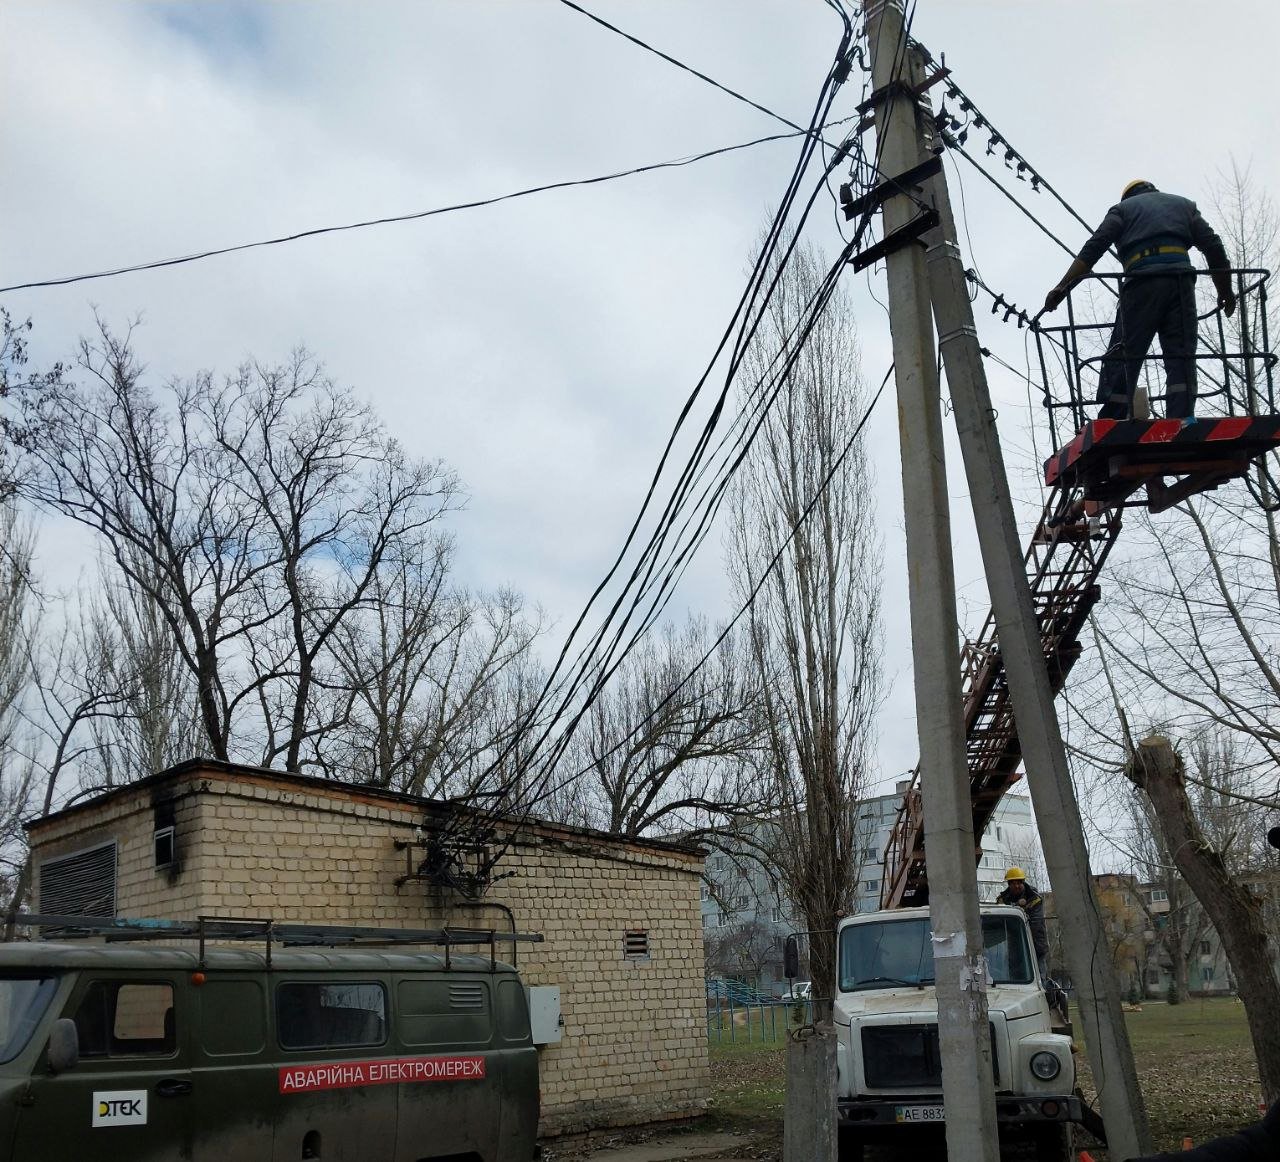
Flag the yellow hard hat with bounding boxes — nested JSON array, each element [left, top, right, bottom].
[[1004, 867, 1026, 882], [1121, 179, 1154, 200]]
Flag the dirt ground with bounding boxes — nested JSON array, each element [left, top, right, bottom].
[[541, 997, 1264, 1162]]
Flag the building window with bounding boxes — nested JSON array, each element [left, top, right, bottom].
[[1149, 889, 1168, 904], [717, 913, 729, 928], [862, 846, 877, 862], [996, 825, 1003, 841], [153, 826, 175, 869], [623, 929, 651, 961], [1200, 940, 1211, 956], [733, 895, 749, 910], [772, 906, 783, 922], [700, 885, 710, 901], [863, 879, 880, 894], [38, 840, 117, 918], [1147, 971, 1160, 986]]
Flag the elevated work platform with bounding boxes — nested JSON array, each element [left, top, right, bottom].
[[1044, 415, 1280, 512], [881, 264, 1278, 910]]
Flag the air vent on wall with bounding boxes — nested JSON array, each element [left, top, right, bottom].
[[38, 841, 117, 917]]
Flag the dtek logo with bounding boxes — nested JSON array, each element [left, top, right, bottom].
[[92, 1090, 148, 1128]]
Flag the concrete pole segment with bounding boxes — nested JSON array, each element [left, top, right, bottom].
[[860, 4, 1001, 1159], [919, 78, 1153, 1160]]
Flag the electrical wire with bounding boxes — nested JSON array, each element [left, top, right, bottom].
[[443, 27, 861, 844], [500, 1, 925, 846], [519, 6, 919, 788], [0, 130, 819, 296], [527, 360, 894, 815], [513, 81, 855, 795], [555, 0, 845, 145], [950, 140, 1078, 260]]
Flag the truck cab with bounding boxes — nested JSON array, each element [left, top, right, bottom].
[[833, 905, 1079, 1160]]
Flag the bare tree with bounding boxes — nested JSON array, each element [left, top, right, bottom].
[[565, 617, 764, 837], [725, 238, 883, 1003], [1125, 789, 1213, 1004], [1127, 735, 1280, 1101], [22, 321, 461, 771], [323, 533, 543, 798], [86, 547, 204, 784], [0, 502, 36, 905], [1, 309, 63, 497], [706, 916, 782, 988]]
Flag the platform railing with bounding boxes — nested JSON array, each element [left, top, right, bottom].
[[1032, 267, 1276, 441]]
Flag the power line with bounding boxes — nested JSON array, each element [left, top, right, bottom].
[[555, 0, 848, 144], [509, 87, 854, 794], [948, 138, 1079, 260], [0, 129, 814, 296], [440, 40, 859, 846], [529, 360, 894, 818]]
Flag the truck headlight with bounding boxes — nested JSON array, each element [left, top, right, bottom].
[[1030, 1051, 1061, 1081]]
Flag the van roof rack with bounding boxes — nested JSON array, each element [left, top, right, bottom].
[[14, 913, 543, 971]]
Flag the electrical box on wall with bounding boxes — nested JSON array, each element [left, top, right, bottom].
[[527, 985, 562, 1045]]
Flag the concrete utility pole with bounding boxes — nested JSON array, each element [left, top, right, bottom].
[[915, 53, 1154, 1162], [861, 4, 1000, 1160]]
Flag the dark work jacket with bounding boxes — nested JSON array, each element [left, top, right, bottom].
[[1077, 190, 1230, 273], [996, 883, 1048, 957], [1127, 1101, 1280, 1161]]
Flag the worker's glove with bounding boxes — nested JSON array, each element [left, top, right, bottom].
[[1219, 289, 1238, 317], [1043, 284, 1068, 313]]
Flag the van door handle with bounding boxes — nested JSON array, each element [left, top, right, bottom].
[[156, 1079, 193, 1098]]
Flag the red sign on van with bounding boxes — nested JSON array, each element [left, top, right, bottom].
[[279, 1055, 486, 1093]]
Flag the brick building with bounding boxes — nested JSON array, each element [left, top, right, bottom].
[[23, 759, 709, 1136]]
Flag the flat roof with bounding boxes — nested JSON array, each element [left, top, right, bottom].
[[25, 758, 703, 862]]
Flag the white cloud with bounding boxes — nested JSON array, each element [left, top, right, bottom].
[[3, 0, 1277, 799]]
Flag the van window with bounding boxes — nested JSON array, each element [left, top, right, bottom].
[[201, 980, 265, 1057], [495, 979, 530, 1042], [0, 976, 58, 1064], [398, 979, 491, 1047], [276, 982, 386, 1050], [73, 980, 176, 1057]]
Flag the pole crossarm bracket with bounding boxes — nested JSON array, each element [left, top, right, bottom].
[[849, 206, 940, 272], [842, 156, 942, 221], [855, 68, 952, 117]]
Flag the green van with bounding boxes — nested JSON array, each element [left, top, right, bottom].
[[0, 935, 539, 1161]]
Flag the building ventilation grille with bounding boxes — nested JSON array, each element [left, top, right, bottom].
[[448, 983, 485, 1011], [623, 929, 651, 961], [39, 841, 117, 917]]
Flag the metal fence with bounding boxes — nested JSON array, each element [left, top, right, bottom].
[[705, 997, 811, 1044]]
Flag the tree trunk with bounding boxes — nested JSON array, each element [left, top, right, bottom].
[[1128, 735, 1280, 1101]]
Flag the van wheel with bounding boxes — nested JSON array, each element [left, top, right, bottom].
[[837, 1126, 864, 1162]]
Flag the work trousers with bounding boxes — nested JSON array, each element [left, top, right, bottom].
[[1096, 269, 1198, 419]]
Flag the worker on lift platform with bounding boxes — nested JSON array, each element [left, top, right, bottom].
[[1041, 180, 1237, 421]]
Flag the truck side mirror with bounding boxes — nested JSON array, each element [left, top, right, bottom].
[[783, 935, 800, 981], [47, 1018, 79, 1074]]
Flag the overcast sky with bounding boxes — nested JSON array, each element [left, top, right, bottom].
[[4, 0, 1278, 813]]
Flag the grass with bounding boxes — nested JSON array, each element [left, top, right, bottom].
[[707, 997, 1262, 1156], [1081, 997, 1261, 1154]]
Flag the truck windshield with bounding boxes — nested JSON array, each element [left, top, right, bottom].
[[839, 915, 1033, 991], [0, 976, 58, 1065]]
